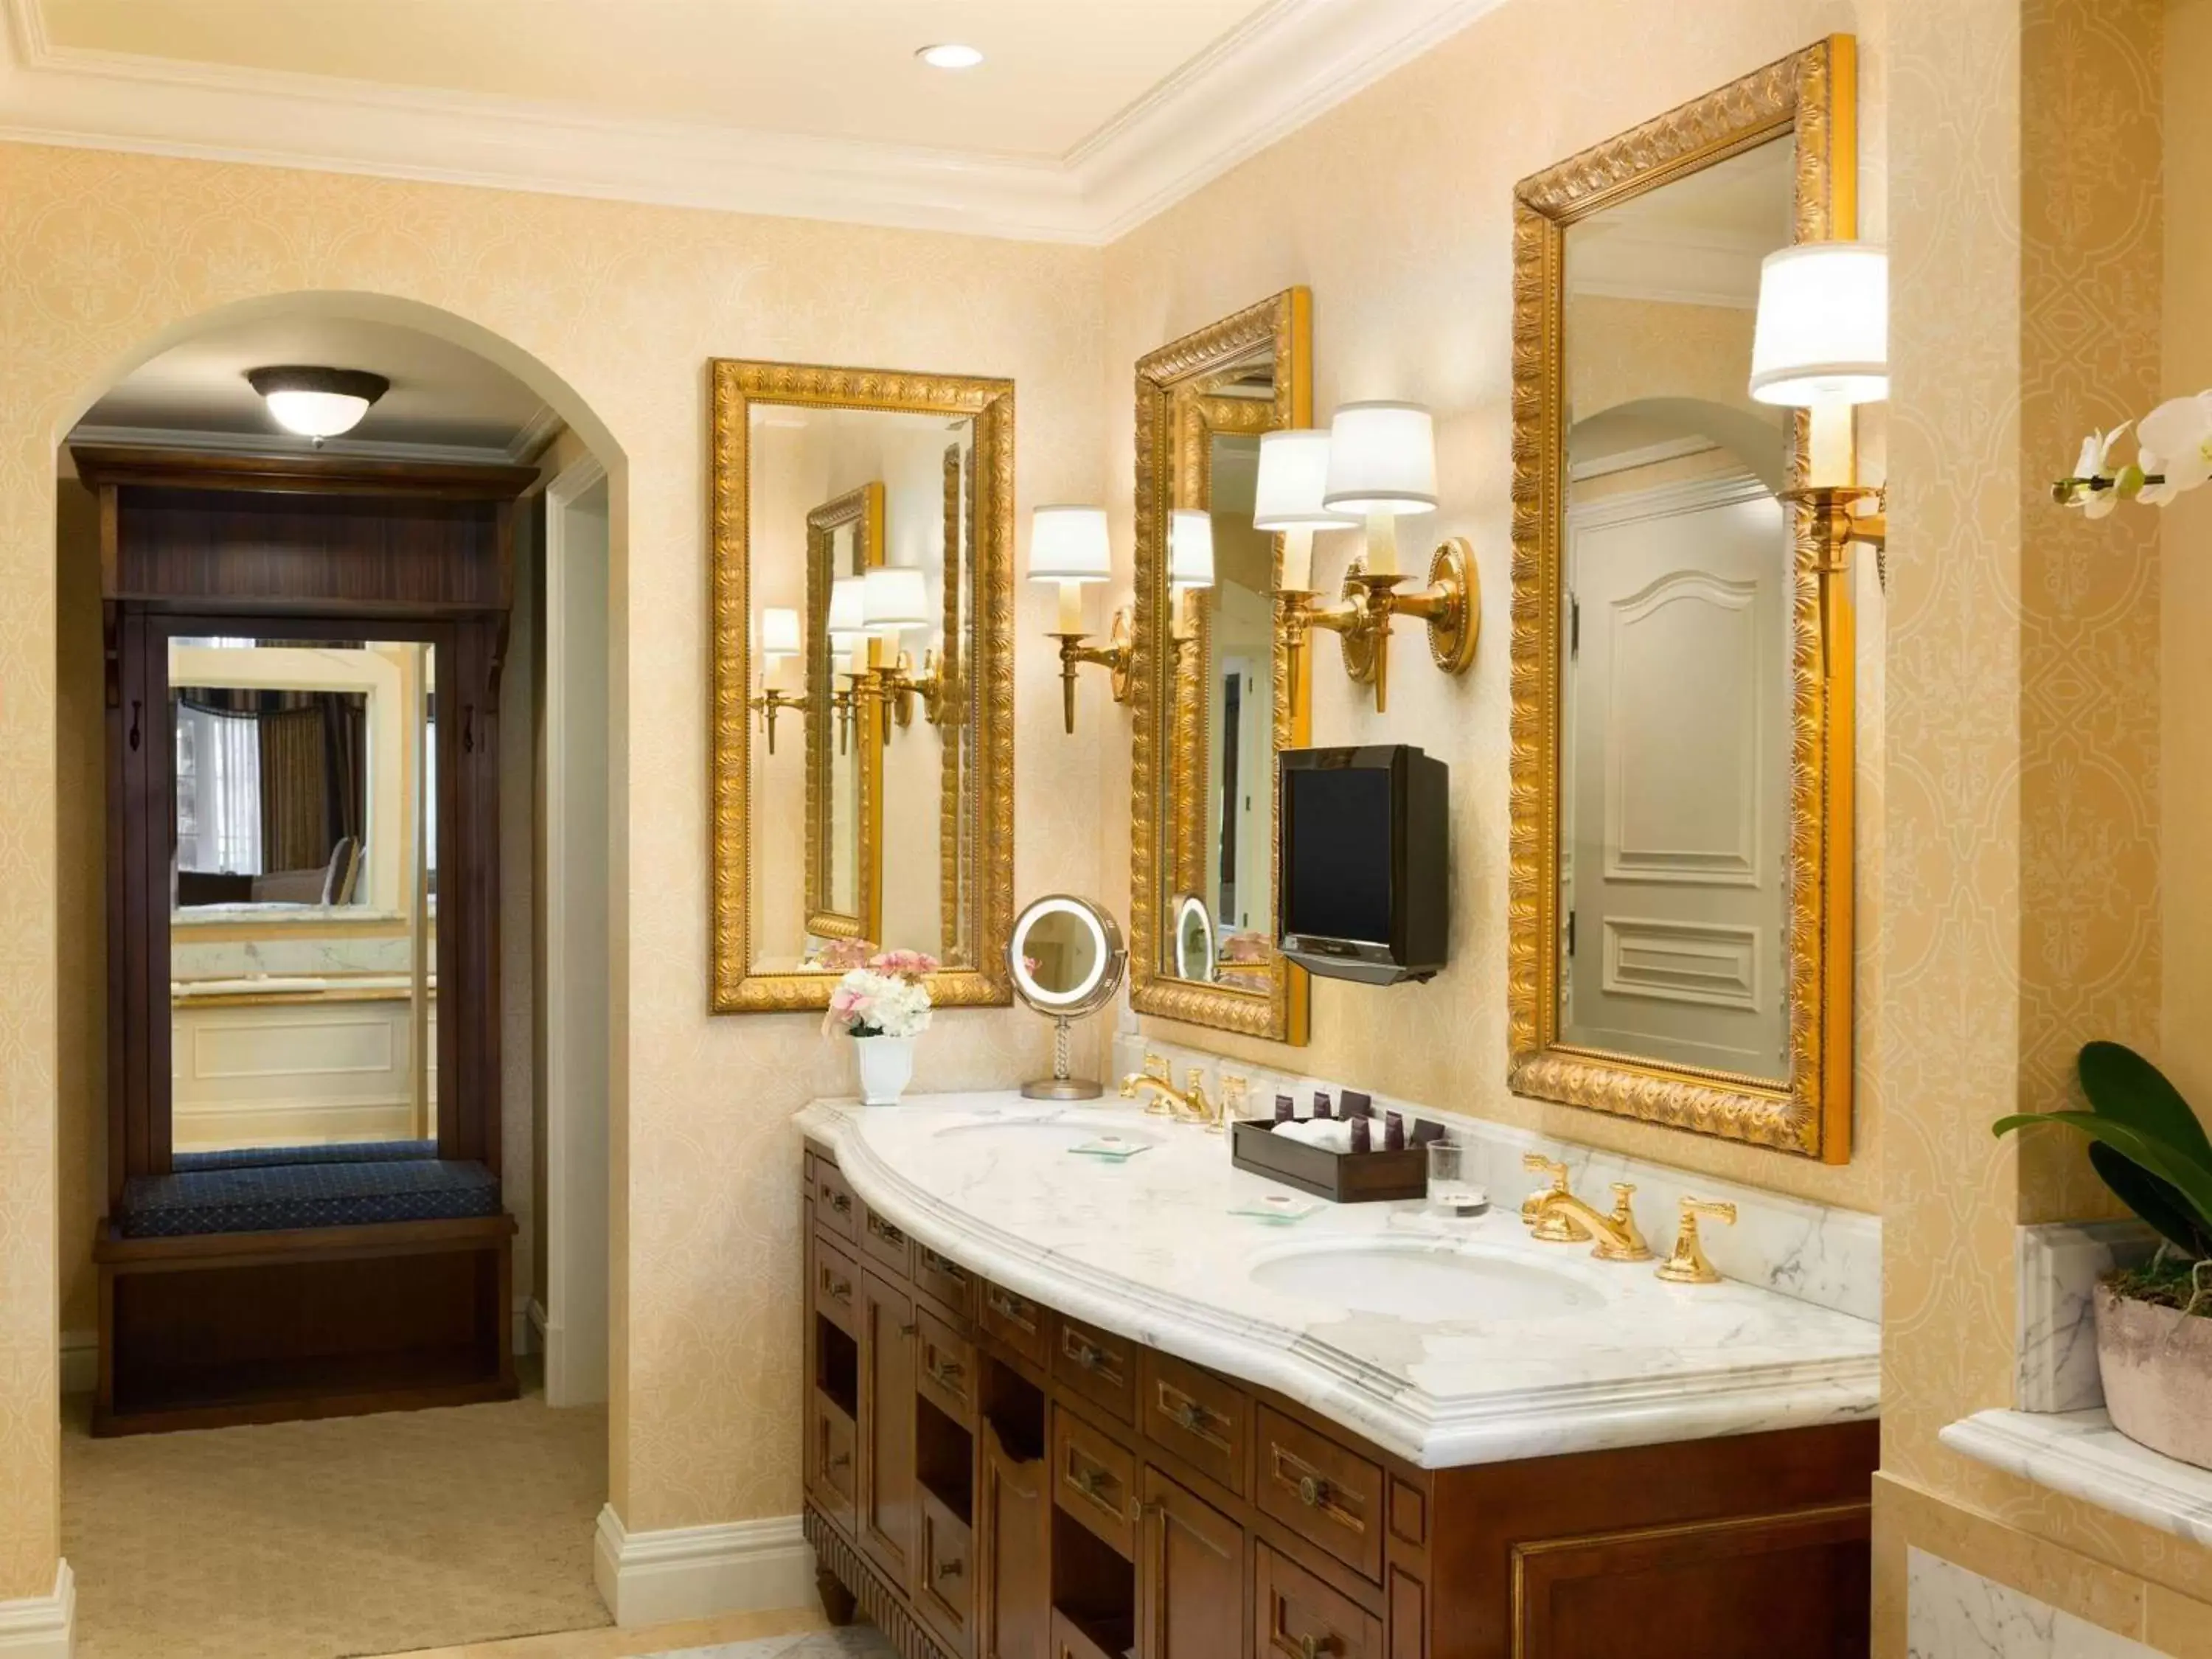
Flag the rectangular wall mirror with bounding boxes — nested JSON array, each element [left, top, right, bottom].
[[1509, 38, 1857, 1159], [711, 362, 1012, 1012], [1129, 290, 1312, 1043]]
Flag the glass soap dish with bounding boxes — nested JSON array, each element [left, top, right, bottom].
[[1067, 1135, 1155, 1161], [1228, 1192, 1324, 1224]]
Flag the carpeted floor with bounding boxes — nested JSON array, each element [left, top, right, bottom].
[[62, 1371, 613, 1659]]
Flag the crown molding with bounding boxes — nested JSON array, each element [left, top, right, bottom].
[[0, 0, 1503, 245], [65, 422, 543, 471]]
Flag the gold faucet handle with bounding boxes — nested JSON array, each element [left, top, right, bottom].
[[1218, 1073, 1249, 1125], [1144, 1050, 1169, 1081], [1522, 1154, 1587, 1241], [1592, 1183, 1652, 1262], [1655, 1197, 1737, 1284]]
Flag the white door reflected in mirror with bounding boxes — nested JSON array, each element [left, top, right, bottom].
[[1009, 894, 1125, 1100]]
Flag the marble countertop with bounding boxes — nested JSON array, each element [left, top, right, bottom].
[[800, 1093, 1879, 1470], [1942, 1409, 2212, 1548]]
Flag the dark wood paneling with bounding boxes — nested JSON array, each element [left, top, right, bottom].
[[861, 1270, 920, 1586], [1139, 1467, 1244, 1659], [978, 1419, 1051, 1659]]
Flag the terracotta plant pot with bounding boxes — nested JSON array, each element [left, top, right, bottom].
[[2094, 1280, 2212, 1470]]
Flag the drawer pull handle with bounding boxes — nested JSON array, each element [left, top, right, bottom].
[[824, 1189, 852, 1214], [868, 1214, 907, 1245], [1063, 1331, 1116, 1374], [824, 1276, 852, 1300], [1298, 1474, 1332, 1509], [1172, 1399, 1216, 1435], [1299, 1636, 1340, 1659], [922, 1248, 967, 1281], [899, 1322, 919, 1339], [928, 1357, 966, 1388], [936, 1557, 964, 1580], [827, 1451, 852, 1471], [988, 1289, 1034, 1323], [1069, 1463, 1117, 1508]]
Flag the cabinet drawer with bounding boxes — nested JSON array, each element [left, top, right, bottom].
[[1051, 1405, 1138, 1559], [916, 1242, 978, 1322], [915, 1304, 975, 1425], [813, 1160, 858, 1242], [807, 1390, 858, 1534], [1256, 1406, 1385, 1581], [1256, 1543, 1386, 1659], [981, 1280, 1051, 1366], [1049, 1610, 1128, 1659], [1052, 1318, 1135, 1425], [813, 1231, 862, 1340], [859, 1203, 915, 1281], [1140, 1349, 1248, 1498], [915, 1486, 974, 1648]]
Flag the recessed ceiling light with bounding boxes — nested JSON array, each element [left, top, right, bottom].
[[917, 43, 984, 70]]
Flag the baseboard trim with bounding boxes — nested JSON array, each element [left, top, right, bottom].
[[512, 1294, 536, 1357], [59, 1332, 95, 1397], [0, 1562, 74, 1658], [591, 1504, 814, 1628]]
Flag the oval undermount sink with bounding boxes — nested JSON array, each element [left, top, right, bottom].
[[930, 1114, 1163, 1153], [1247, 1241, 1604, 1321]]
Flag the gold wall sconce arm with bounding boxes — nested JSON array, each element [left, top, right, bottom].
[[1051, 608, 1133, 735], [1273, 538, 1478, 714], [1788, 483, 1887, 588], [874, 648, 950, 731], [748, 687, 809, 756]]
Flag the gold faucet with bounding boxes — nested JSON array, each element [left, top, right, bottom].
[[1120, 1066, 1219, 1127], [1655, 1197, 1737, 1284], [1531, 1181, 1652, 1263], [1520, 1153, 1591, 1242]]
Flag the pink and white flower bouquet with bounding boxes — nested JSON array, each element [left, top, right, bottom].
[[821, 949, 941, 1040]]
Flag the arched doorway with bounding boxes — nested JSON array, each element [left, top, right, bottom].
[[52, 291, 625, 1658]]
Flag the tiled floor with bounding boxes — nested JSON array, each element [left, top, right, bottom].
[[369, 1613, 895, 1659]]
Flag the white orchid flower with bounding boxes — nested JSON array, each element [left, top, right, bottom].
[[2067, 422, 2132, 516], [2136, 392, 2212, 506]]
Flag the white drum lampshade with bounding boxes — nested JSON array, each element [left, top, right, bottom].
[[1747, 242, 1889, 407], [1323, 402, 1439, 517], [827, 576, 868, 636], [1028, 506, 1112, 582], [1254, 430, 1356, 531], [863, 566, 931, 636], [1169, 509, 1215, 589], [759, 606, 802, 658]]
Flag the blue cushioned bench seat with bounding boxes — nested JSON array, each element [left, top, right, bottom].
[[118, 1155, 500, 1239], [170, 1140, 437, 1175]]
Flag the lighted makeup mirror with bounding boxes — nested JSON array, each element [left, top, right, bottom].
[[1009, 894, 1126, 1099]]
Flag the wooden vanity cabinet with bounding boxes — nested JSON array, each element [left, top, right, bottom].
[[800, 1141, 1877, 1659]]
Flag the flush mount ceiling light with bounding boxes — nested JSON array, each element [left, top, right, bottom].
[[245, 366, 391, 439], [917, 42, 985, 69]]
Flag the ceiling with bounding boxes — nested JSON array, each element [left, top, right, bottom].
[[1566, 139, 1795, 309], [71, 315, 558, 462], [0, 0, 1504, 241]]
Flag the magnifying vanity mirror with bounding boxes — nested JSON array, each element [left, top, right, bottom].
[[712, 361, 1014, 1012], [1129, 289, 1312, 1044], [1009, 894, 1126, 1099], [1508, 38, 1857, 1159]]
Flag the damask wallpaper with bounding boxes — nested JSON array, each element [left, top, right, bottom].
[[0, 144, 1109, 1599]]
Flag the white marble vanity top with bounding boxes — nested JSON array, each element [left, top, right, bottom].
[[799, 1092, 1879, 1470]]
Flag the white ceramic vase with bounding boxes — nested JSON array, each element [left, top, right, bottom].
[[2095, 1280, 2212, 1470], [855, 1034, 917, 1106]]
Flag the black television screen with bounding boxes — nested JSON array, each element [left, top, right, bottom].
[[1285, 766, 1394, 944]]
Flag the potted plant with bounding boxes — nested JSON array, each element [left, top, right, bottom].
[[1995, 1042, 2212, 1468], [822, 949, 939, 1105]]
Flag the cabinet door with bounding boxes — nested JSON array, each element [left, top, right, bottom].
[[1139, 1467, 1244, 1659], [858, 1269, 917, 1586], [978, 1419, 1051, 1659]]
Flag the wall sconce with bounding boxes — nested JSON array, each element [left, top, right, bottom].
[[861, 566, 945, 733], [827, 576, 868, 754], [1750, 241, 1889, 585], [1031, 504, 1130, 734], [1167, 507, 1215, 644], [749, 605, 807, 754]]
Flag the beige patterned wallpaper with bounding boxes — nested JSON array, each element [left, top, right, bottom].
[[1100, 0, 1885, 1211], [0, 145, 1110, 1598], [1881, 0, 2212, 1628]]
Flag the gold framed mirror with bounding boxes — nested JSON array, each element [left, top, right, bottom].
[[711, 361, 1013, 1013], [1130, 289, 1312, 1044], [1507, 38, 1857, 1159], [804, 483, 883, 943]]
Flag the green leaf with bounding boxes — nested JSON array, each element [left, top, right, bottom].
[[1992, 1110, 2212, 1237], [2078, 1042, 2212, 1165], [2088, 1144, 2212, 1259]]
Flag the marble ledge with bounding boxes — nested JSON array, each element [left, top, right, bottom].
[[1941, 1409, 2212, 1551], [1110, 1031, 1880, 1324], [801, 1093, 1879, 1471]]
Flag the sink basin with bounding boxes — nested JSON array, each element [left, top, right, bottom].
[[930, 1114, 1164, 1154], [1247, 1241, 1604, 1321]]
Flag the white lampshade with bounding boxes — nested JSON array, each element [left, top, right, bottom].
[[1748, 241, 1889, 406], [1253, 429, 1357, 532], [1029, 505, 1112, 583], [1323, 402, 1438, 516], [863, 566, 931, 631], [1169, 509, 1215, 588], [830, 630, 866, 659], [759, 606, 801, 657], [827, 576, 867, 635]]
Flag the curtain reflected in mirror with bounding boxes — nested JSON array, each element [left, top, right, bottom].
[[1556, 139, 1794, 1084], [167, 636, 437, 1152]]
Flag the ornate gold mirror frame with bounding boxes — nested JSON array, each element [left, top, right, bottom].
[[710, 360, 1015, 1013], [803, 482, 883, 943], [1507, 37, 1857, 1159], [1130, 289, 1312, 1044]]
